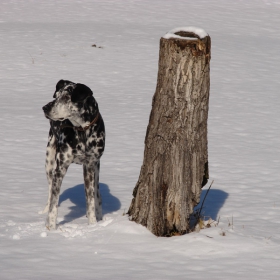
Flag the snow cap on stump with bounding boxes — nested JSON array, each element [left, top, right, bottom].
[[162, 26, 211, 61], [163, 26, 208, 40]]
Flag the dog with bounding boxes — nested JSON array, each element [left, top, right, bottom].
[[40, 80, 105, 230]]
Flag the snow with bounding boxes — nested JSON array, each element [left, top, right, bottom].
[[163, 26, 208, 40], [1, 0, 280, 279]]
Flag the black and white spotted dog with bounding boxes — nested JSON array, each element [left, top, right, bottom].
[[40, 80, 105, 230]]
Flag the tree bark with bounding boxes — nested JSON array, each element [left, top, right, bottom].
[[128, 28, 211, 237]]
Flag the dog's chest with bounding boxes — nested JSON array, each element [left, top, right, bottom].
[[57, 129, 103, 164]]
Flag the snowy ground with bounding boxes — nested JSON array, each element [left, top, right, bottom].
[[1, 0, 280, 279]]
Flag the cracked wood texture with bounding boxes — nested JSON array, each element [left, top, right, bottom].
[[128, 31, 211, 237]]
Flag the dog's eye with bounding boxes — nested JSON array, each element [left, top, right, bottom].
[[61, 95, 70, 102]]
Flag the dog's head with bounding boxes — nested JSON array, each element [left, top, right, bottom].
[[43, 82, 94, 123]]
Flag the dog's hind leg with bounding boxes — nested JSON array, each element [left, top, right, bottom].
[[95, 161, 102, 221], [83, 161, 102, 224], [39, 130, 56, 214], [46, 152, 71, 230]]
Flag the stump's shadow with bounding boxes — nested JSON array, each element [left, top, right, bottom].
[[194, 188, 228, 220], [58, 183, 121, 224]]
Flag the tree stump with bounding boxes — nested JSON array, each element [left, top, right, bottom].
[[128, 27, 211, 237]]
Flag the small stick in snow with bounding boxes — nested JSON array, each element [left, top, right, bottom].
[[27, 51, 35, 64], [198, 180, 214, 219], [217, 216, 220, 226]]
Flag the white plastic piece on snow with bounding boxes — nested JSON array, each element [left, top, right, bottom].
[[40, 232, 47, 238], [163, 26, 208, 40]]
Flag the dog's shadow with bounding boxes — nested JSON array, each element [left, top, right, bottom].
[[193, 188, 229, 221], [58, 183, 121, 225]]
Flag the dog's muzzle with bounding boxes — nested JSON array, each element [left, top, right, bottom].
[[42, 101, 54, 118]]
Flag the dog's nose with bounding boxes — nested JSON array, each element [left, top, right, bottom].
[[42, 104, 49, 112], [42, 102, 53, 113]]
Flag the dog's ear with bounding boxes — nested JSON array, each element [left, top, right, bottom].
[[53, 80, 66, 98], [53, 80, 74, 98], [71, 84, 93, 103]]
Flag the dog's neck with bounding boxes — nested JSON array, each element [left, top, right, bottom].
[[68, 97, 99, 129], [68, 115, 96, 129], [69, 118, 82, 127]]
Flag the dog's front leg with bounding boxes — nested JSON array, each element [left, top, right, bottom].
[[46, 156, 70, 230], [83, 161, 102, 224], [39, 130, 56, 214]]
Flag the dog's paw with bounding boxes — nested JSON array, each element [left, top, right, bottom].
[[46, 223, 57, 230], [46, 216, 57, 230], [87, 214, 97, 225]]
